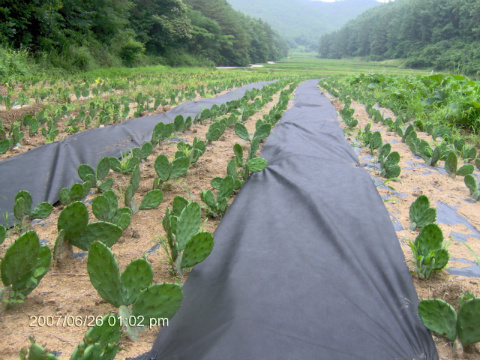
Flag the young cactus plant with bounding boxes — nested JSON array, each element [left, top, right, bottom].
[[464, 174, 480, 201], [153, 154, 189, 190], [54, 201, 123, 263], [201, 176, 235, 218], [162, 197, 215, 276], [380, 151, 401, 179], [21, 313, 121, 360], [92, 191, 132, 230], [418, 294, 480, 356], [233, 143, 268, 181], [409, 223, 449, 279], [87, 241, 183, 341], [77, 157, 113, 193], [124, 165, 163, 214], [13, 190, 53, 229], [59, 181, 92, 206], [0, 230, 51, 310], [175, 137, 206, 166], [409, 195, 437, 231]]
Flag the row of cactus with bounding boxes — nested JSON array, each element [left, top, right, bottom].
[[418, 293, 480, 353]]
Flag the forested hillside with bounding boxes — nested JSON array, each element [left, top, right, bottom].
[[319, 0, 480, 75], [0, 0, 288, 75], [226, 0, 381, 51]]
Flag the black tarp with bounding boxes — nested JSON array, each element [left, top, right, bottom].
[[134, 79, 437, 360], [0, 81, 274, 227]]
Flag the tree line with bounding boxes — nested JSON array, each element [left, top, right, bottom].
[[318, 0, 480, 75], [0, 0, 288, 71]]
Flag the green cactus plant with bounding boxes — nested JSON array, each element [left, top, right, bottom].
[[21, 313, 121, 360], [151, 121, 174, 146], [201, 176, 235, 218], [369, 131, 382, 155], [418, 295, 480, 356], [92, 191, 132, 230], [232, 143, 268, 181], [13, 190, 53, 229], [445, 151, 458, 178], [131, 141, 153, 162], [59, 181, 92, 206], [124, 165, 163, 214], [161, 199, 214, 276], [380, 151, 401, 179], [409, 223, 449, 279], [87, 241, 183, 341], [153, 154, 189, 190], [77, 157, 113, 193], [409, 195, 437, 230], [464, 175, 480, 201], [175, 137, 206, 166], [54, 202, 123, 263], [456, 164, 474, 177], [0, 230, 51, 309]]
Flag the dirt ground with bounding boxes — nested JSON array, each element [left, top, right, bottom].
[[328, 93, 480, 360], [0, 89, 284, 359]]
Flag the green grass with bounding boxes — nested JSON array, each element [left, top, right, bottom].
[[246, 55, 432, 77]]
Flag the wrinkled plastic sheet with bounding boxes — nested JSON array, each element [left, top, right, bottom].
[[134, 80, 437, 360], [0, 81, 274, 227]]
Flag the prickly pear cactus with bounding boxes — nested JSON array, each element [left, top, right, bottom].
[[139, 190, 163, 210], [170, 156, 189, 179], [154, 154, 172, 182], [409, 195, 437, 230], [176, 202, 201, 251], [121, 259, 153, 306], [132, 283, 183, 324], [381, 151, 401, 179], [246, 157, 268, 173], [87, 241, 123, 308], [1, 230, 51, 299], [457, 298, 480, 346], [58, 202, 89, 241], [445, 151, 458, 178], [418, 299, 457, 342], [0, 224, 6, 245], [181, 232, 214, 268], [456, 164, 474, 177]]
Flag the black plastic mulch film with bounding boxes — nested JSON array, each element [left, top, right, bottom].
[[0, 81, 274, 227], [132, 80, 438, 360]]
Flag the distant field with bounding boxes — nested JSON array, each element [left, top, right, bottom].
[[250, 55, 432, 77]]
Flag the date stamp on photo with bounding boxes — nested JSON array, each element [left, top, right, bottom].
[[29, 315, 169, 329]]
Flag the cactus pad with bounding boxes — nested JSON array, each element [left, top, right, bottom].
[[31, 202, 53, 219], [139, 190, 163, 210], [132, 283, 183, 323], [457, 298, 480, 346], [176, 202, 201, 251], [87, 241, 123, 308], [418, 299, 457, 341], [58, 202, 89, 241], [246, 157, 268, 173], [181, 232, 214, 268], [73, 222, 123, 250], [409, 195, 436, 230], [121, 259, 154, 306]]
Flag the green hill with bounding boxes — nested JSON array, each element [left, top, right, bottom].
[[226, 0, 381, 50]]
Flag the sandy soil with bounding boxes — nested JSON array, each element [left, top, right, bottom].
[[0, 89, 285, 359], [328, 93, 480, 360]]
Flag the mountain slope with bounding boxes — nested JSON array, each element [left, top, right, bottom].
[[226, 0, 381, 50]]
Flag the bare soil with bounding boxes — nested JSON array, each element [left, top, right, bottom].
[[0, 90, 284, 359], [329, 94, 480, 360]]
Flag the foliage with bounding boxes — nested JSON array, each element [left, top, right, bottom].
[[409, 224, 449, 280], [319, 0, 480, 76], [0, 231, 51, 308], [409, 195, 437, 231], [418, 295, 480, 349]]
